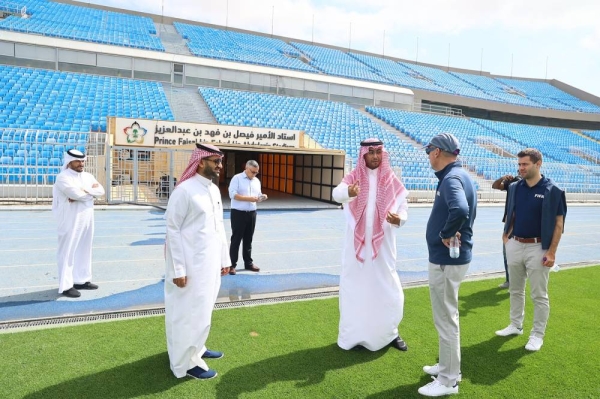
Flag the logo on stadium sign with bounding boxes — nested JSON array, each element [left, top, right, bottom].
[[123, 121, 147, 144]]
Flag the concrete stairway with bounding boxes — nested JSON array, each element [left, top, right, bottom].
[[155, 23, 192, 56], [162, 84, 217, 123]]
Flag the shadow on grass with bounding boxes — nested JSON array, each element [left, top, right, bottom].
[[462, 335, 528, 386], [215, 343, 387, 398], [22, 352, 180, 399], [367, 335, 529, 398], [459, 286, 509, 316]]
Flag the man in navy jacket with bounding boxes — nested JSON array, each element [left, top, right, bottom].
[[419, 133, 477, 397], [495, 148, 566, 353]]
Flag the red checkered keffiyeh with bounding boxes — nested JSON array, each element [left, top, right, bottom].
[[342, 139, 407, 262], [176, 143, 223, 186]]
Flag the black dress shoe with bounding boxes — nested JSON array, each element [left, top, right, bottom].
[[390, 336, 408, 351], [244, 264, 260, 272], [74, 282, 98, 290], [62, 287, 81, 298]]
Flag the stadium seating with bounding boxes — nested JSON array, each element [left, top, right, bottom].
[[199, 87, 401, 159], [174, 23, 317, 73], [366, 107, 600, 191], [0, 0, 164, 51], [197, 87, 441, 190], [289, 42, 389, 84], [0, 65, 174, 133]]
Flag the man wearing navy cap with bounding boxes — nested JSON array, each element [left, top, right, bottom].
[[419, 133, 477, 397], [52, 149, 105, 298]]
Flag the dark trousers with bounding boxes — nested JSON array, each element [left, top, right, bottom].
[[230, 209, 257, 269]]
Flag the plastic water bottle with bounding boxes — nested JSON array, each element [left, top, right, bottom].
[[543, 257, 560, 272], [449, 235, 460, 259]]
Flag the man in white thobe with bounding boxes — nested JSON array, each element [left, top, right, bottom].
[[332, 138, 409, 352], [52, 149, 105, 298], [164, 143, 230, 380]]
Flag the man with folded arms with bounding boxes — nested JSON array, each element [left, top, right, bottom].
[[164, 143, 230, 380], [52, 149, 105, 298], [495, 148, 566, 352]]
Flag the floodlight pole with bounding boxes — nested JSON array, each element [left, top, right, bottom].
[[480, 48, 483, 75], [383, 30, 385, 57], [349, 22, 352, 50], [511, 53, 513, 78], [416, 36, 419, 65], [271, 5, 274, 37], [312, 14, 314, 44]]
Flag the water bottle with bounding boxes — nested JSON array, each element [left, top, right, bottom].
[[449, 235, 460, 259], [543, 257, 560, 272]]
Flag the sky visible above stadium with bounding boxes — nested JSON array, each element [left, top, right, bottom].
[[80, 0, 600, 98]]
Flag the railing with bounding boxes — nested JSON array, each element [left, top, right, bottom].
[[0, 131, 108, 204], [411, 102, 464, 117], [3, 132, 600, 204]]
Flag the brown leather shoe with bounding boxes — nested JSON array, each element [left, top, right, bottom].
[[244, 264, 260, 272], [229, 268, 237, 275]]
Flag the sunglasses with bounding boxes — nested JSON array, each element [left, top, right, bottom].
[[204, 158, 223, 165], [425, 146, 437, 155]]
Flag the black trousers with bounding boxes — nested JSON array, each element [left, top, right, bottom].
[[229, 209, 257, 269]]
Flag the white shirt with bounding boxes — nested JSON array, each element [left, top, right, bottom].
[[228, 171, 263, 211]]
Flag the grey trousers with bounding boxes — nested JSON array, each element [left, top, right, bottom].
[[428, 262, 470, 387], [505, 239, 550, 338]]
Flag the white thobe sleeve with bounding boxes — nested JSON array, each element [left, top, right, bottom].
[[55, 174, 94, 201], [220, 226, 229, 268], [392, 195, 408, 228], [165, 189, 190, 278], [84, 174, 105, 197], [332, 182, 357, 204]]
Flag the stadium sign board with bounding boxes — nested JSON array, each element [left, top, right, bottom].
[[109, 117, 302, 148]]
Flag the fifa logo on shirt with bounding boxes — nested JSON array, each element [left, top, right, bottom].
[[535, 194, 544, 199]]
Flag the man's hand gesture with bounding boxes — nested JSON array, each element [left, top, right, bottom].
[[348, 182, 360, 198]]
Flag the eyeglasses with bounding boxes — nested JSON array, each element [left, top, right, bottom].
[[425, 146, 437, 155], [204, 158, 223, 165]]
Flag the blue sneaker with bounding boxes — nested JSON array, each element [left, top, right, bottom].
[[186, 366, 217, 380], [201, 349, 224, 359]]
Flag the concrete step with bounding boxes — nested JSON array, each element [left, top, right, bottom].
[[155, 23, 191, 55], [162, 84, 217, 124]]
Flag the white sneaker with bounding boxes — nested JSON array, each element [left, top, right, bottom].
[[495, 324, 523, 336], [423, 364, 462, 382], [498, 281, 509, 288], [418, 377, 458, 397], [525, 336, 543, 351]]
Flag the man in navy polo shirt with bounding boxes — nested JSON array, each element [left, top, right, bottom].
[[419, 133, 477, 397], [495, 148, 566, 352]]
